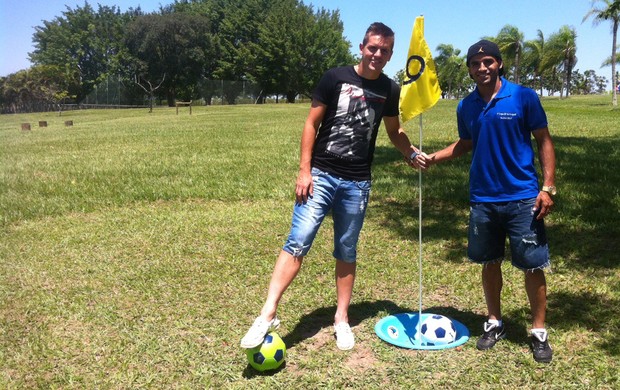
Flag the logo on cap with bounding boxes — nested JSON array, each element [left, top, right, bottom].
[[478, 47, 485, 53]]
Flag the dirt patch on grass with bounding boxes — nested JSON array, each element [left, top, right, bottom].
[[344, 344, 377, 372]]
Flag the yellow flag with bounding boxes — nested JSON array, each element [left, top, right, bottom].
[[399, 16, 441, 123]]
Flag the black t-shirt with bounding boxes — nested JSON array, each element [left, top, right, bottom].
[[311, 66, 400, 181]]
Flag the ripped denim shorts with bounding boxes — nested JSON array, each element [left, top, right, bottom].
[[467, 198, 550, 271], [282, 168, 371, 263]]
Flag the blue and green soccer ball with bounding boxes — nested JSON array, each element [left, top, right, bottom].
[[245, 332, 286, 372]]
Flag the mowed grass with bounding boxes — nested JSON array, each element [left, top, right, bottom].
[[0, 96, 618, 388]]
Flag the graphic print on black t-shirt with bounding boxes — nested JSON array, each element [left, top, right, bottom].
[[326, 83, 385, 161]]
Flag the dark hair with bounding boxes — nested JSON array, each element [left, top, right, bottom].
[[362, 22, 395, 47]]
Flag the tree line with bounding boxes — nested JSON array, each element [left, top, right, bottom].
[[0, 0, 355, 113], [1, 0, 618, 113], [425, 24, 612, 100]]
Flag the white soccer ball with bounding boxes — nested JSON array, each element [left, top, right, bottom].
[[420, 314, 457, 346]]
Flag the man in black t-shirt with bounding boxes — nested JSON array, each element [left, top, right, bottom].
[[241, 22, 422, 351]]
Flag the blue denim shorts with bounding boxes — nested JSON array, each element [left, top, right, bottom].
[[282, 168, 371, 263], [467, 198, 550, 271]]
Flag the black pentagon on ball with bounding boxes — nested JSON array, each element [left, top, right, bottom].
[[274, 349, 284, 362], [421, 324, 428, 333], [435, 327, 446, 338], [253, 352, 266, 364]]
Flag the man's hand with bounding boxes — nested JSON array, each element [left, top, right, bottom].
[[409, 152, 431, 170], [533, 192, 554, 220], [295, 169, 313, 204]]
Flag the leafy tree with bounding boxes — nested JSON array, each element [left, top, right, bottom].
[[546, 25, 578, 98], [122, 12, 219, 106], [433, 44, 471, 99], [1, 71, 33, 112], [0, 65, 78, 113], [583, 0, 619, 106], [29, 65, 78, 113], [296, 7, 353, 99], [29, 2, 130, 102], [178, 0, 352, 103], [252, 1, 353, 102], [570, 69, 607, 94], [213, 0, 269, 81]]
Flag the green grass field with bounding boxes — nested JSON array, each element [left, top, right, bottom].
[[1, 96, 619, 388]]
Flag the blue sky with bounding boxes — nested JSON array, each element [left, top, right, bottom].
[[0, 0, 616, 87]]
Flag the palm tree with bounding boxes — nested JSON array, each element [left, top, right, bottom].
[[583, 0, 620, 107], [601, 49, 620, 66], [496, 25, 525, 84], [547, 26, 578, 98], [434, 43, 469, 99], [524, 30, 547, 95]]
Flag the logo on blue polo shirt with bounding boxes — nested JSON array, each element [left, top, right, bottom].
[[497, 112, 517, 120]]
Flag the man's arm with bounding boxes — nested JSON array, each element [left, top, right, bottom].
[[426, 138, 473, 165], [296, 99, 326, 204], [532, 127, 556, 219], [383, 115, 422, 168]]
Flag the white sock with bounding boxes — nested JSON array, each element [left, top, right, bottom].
[[531, 328, 548, 342], [488, 319, 503, 328]]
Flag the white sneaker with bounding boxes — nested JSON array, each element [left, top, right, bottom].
[[240, 316, 280, 349], [334, 322, 355, 350]]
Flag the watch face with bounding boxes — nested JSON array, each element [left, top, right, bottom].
[[544, 186, 556, 195]]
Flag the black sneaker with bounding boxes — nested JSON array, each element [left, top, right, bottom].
[[531, 331, 553, 363], [476, 321, 506, 350]]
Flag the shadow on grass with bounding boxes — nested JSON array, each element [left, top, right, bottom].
[[548, 290, 620, 356], [278, 300, 485, 350], [371, 135, 620, 271], [242, 361, 287, 378], [279, 300, 401, 349], [277, 295, 618, 357], [498, 289, 620, 356]]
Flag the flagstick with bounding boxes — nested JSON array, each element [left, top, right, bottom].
[[417, 113, 424, 345]]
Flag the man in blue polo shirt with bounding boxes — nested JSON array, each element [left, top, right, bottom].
[[418, 39, 557, 363]]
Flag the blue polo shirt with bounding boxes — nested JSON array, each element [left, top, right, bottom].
[[457, 77, 548, 202]]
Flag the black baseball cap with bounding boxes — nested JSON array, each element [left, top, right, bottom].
[[466, 39, 502, 67]]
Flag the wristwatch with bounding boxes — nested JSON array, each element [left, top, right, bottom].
[[541, 186, 557, 196]]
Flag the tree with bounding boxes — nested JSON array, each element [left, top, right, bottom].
[[583, 0, 620, 106], [546, 26, 578, 98], [134, 73, 166, 113], [212, 0, 270, 82], [123, 12, 219, 106], [433, 44, 471, 99], [0, 65, 77, 113], [601, 49, 620, 66], [495, 25, 525, 84], [29, 2, 130, 102], [297, 7, 353, 99], [523, 30, 548, 95], [29, 65, 78, 113], [176, 0, 352, 103], [252, 1, 353, 102]]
